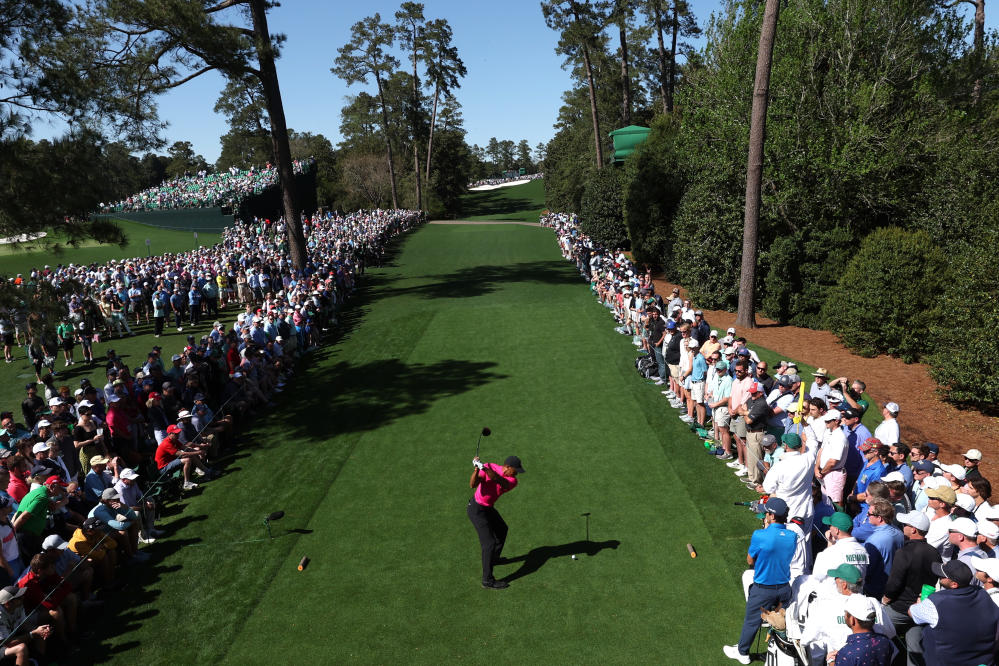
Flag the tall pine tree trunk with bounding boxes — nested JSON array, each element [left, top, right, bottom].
[[653, 1, 669, 114], [619, 22, 631, 125], [248, 0, 305, 268], [425, 85, 440, 181], [972, 0, 984, 104], [374, 74, 399, 209], [411, 24, 423, 210], [582, 45, 604, 169], [736, 0, 781, 328], [668, 0, 679, 113]]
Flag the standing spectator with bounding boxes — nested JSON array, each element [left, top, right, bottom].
[[963, 449, 984, 483], [882, 510, 942, 666], [910, 559, 999, 666], [723, 498, 796, 664], [816, 410, 848, 506], [861, 499, 904, 598], [762, 433, 815, 537], [740, 382, 771, 488], [873, 402, 900, 445], [809, 368, 831, 404], [20, 385, 43, 429]]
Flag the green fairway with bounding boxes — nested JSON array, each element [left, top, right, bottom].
[[82, 222, 767, 664], [0, 219, 221, 279], [461, 179, 546, 222]]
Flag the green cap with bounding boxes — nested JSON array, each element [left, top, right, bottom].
[[822, 511, 853, 532], [827, 563, 862, 584], [781, 433, 802, 449]]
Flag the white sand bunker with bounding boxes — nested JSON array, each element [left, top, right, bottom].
[[0, 232, 46, 244]]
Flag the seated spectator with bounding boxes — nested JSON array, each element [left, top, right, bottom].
[[0, 585, 53, 663], [82, 455, 114, 505], [831, 594, 892, 665], [155, 425, 209, 490], [17, 552, 79, 645], [114, 468, 163, 544], [68, 517, 118, 585], [88, 488, 145, 563]]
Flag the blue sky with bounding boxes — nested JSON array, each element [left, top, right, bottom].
[[30, 0, 992, 163]]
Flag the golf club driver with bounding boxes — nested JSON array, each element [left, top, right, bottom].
[[264, 510, 285, 539], [474, 427, 491, 459]]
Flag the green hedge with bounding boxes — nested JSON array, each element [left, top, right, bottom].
[[822, 227, 947, 362]]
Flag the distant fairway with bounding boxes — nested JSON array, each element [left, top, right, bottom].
[[460, 178, 546, 222], [0, 219, 221, 278], [82, 222, 763, 664]]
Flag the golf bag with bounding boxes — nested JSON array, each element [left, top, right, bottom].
[[636, 355, 657, 379], [765, 630, 806, 666]]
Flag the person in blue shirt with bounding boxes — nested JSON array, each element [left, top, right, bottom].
[[724, 497, 797, 664], [861, 499, 904, 598], [841, 408, 873, 495], [89, 488, 146, 563], [855, 439, 889, 497], [169, 289, 186, 332], [187, 285, 202, 326], [686, 339, 708, 426]]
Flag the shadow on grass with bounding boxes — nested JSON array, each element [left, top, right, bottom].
[[499, 539, 621, 582], [355, 260, 580, 305], [255, 358, 507, 443]]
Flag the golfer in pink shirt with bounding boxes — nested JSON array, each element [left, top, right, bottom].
[[467, 455, 524, 590]]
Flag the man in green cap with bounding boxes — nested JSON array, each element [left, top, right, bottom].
[[761, 432, 815, 538], [812, 512, 870, 590], [800, 563, 894, 664]]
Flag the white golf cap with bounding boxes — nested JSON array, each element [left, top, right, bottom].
[[120, 468, 140, 480], [885, 401, 900, 414], [979, 521, 999, 541], [948, 516, 978, 538], [48, 397, 63, 407], [897, 510, 930, 532], [32, 442, 50, 453], [726, 327, 736, 334], [939, 463, 967, 480], [985, 504, 999, 521], [955, 493, 976, 512], [880, 471, 906, 483], [709, 329, 718, 337], [687, 338, 699, 348], [970, 556, 999, 581], [843, 594, 876, 622], [965, 449, 983, 461], [42, 534, 68, 550], [36, 419, 51, 427], [823, 409, 842, 422], [177, 409, 192, 419]]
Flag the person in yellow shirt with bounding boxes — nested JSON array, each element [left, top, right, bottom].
[[68, 517, 118, 585]]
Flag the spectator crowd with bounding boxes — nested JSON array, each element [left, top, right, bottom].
[[0, 207, 421, 660], [467, 172, 543, 189], [98, 160, 312, 213], [544, 211, 999, 666]]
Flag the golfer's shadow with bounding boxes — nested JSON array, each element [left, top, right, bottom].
[[499, 539, 620, 582]]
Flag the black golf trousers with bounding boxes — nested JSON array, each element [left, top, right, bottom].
[[467, 499, 508, 583]]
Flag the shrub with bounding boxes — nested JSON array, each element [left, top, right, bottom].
[[580, 166, 628, 249], [821, 227, 947, 362], [928, 230, 999, 409]]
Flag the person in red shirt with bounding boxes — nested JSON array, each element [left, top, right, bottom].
[[155, 426, 207, 490], [18, 551, 78, 644], [5, 457, 30, 503], [467, 455, 524, 590]]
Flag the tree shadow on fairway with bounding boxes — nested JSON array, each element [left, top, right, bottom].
[[499, 539, 621, 583], [355, 260, 581, 305], [261, 358, 507, 442]]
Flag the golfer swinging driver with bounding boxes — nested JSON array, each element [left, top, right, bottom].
[[468, 454, 525, 589]]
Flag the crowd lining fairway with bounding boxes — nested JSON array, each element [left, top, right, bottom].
[[0, 219, 221, 279], [78, 222, 767, 664]]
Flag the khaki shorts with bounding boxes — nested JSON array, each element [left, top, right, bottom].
[[714, 406, 731, 427], [668, 364, 680, 381], [730, 415, 747, 438], [690, 381, 705, 403]]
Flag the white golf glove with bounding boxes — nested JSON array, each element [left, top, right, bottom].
[[473, 459, 485, 470], [115, 514, 128, 522]]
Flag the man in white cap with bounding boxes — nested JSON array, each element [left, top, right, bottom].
[[978, 520, 999, 557], [815, 410, 848, 505], [947, 517, 986, 568], [873, 402, 900, 445], [115, 468, 163, 544], [829, 594, 892, 664], [882, 509, 941, 663], [963, 448, 984, 482], [969, 558, 999, 606]]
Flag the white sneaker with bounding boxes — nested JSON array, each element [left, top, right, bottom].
[[194, 467, 206, 478], [139, 535, 156, 544], [679, 415, 694, 423], [726, 461, 742, 469], [182, 481, 198, 490], [735, 467, 748, 477], [177, 327, 183, 332], [653, 380, 664, 386], [723, 645, 750, 664]]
